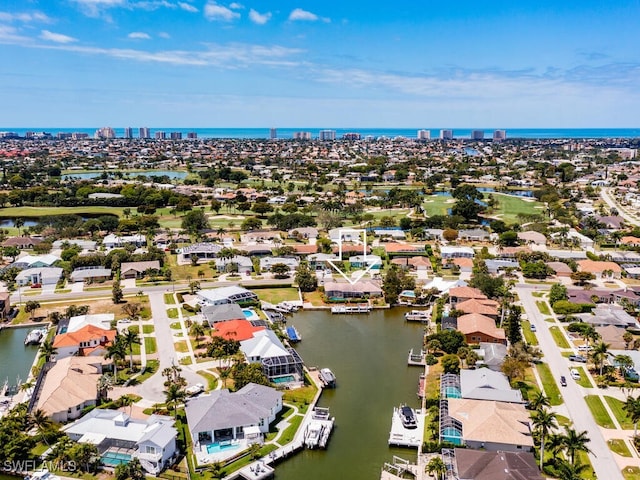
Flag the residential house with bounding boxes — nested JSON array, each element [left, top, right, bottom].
[[348, 254, 382, 270], [65, 313, 115, 333], [459, 229, 490, 242], [201, 304, 246, 326], [185, 383, 282, 456], [452, 257, 474, 273], [16, 267, 63, 286], [308, 253, 339, 271], [455, 298, 499, 319], [2, 236, 42, 249], [53, 324, 117, 359], [328, 229, 361, 243], [13, 254, 60, 269], [260, 256, 300, 272], [575, 304, 639, 329], [103, 233, 146, 249], [621, 236, 640, 247], [211, 319, 266, 341], [290, 244, 318, 256], [120, 260, 161, 279], [440, 246, 475, 259], [323, 280, 383, 300], [568, 230, 594, 250], [477, 342, 508, 371], [215, 255, 253, 275], [449, 286, 488, 305], [485, 259, 519, 274], [459, 368, 525, 403], [240, 231, 282, 243], [567, 287, 614, 304], [547, 249, 588, 261], [453, 448, 544, 480], [63, 409, 178, 475], [52, 239, 98, 251], [445, 399, 533, 451], [517, 231, 547, 246], [373, 229, 406, 240], [36, 357, 103, 422], [546, 261, 573, 278], [240, 329, 304, 382], [595, 325, 628, 350], [287, 227, 318, 240], [576, 259, 622, 279], [70, 266, 112, 283], [457, 313, 506, 344], [179, 243, 223, 263], [197, 286, 258, 306]]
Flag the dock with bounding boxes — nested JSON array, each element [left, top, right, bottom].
[[407, 348, 426, 366], [285, 326, 301, 342], [417, 373, 425, 399], [387, 406, 425, 448], [404, 310, 430, 322], [331, 304, 371, 314], [303, 407, 335, 449]]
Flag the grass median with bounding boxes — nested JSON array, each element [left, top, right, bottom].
[[536, 363, 563, 406], [585, 395, 615, 428], [549, 326, 571, 348]]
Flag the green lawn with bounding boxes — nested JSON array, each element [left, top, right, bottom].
[[278, 415, 303, 444], [142, 324, 154, 334], [254, 287, 300, 304], [131, 337, 157, 355], [196, 370, 218, 391], [585, 395, 616, 428], [536, 300, 551, 316], [164, 293, 176, 304], [536, 363, 563, 405], [549, 326, 571, 348], [609, 439, 632, 457], [573, 366, 593, 388], [134, 359, 159, 384], [521, 320, 539, 346], [487, 193, 544, 224], [174, 340, 189, 353], [556, 414, 572, 427], [0, 205, 124, 217], [422, 194, 454, 216], [623, 466, 640, 480], [605, 396, 635, 429], [167, 308, 179, 318]]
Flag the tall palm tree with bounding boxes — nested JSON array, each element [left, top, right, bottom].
[[121, 329, 141, 371], [29, 408, 56, 447], [164, 383, 186, 418], [590, 340, 610, 375], [560, 427, 592, 465], [529, 391, 550, 411], [425, 456, 446, 480], [105, 336, 127, 380], [555, 459, 590, 480], [624, 396, 640, 437], [97, 373, 114, 401], [532, 408, 558, 470], [40, 340, 57, 362]]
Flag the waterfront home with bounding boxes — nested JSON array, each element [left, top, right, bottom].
[[120, 260, 161, 279], [449, 286, 487, 305], [452, 448, 544, 480], [102, 233, 147, 249], [440, 246, 474, 259], [65, 313, 115, 332], [70, 266, 112, 283], [211, 319, 266, 341], [348, 254, 382, 270], [201, 303, 246, 325], [2, 236, 42, 249], [477, 342, 508, 371], [240, 329, 304, 383], [459, 368, 525, 403], [185, 383, 282, 463], [444, 399, 533, 451], [36, 357, 103, 422], [457, 313, 506, 345], [63, 409, 178, 475], [576, 259, 622, 279], [197, 286, 258, 306], [455, 298, 499, 319], [16, 267, 63, 286], [323, 280, 383, 300], [178, 242, 223, 263], [53, 324, 117, 359]]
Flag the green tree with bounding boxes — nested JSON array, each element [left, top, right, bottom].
[[590, 340, 610, 375], [549, 283, 568, 305], [499, 230, 519, 246], [624, 395, 640, 436], [560, 427, 592, 465], [532, 407, 558, 470], [230, 362, 269, 390], [122, 328, 141, 371], [29, 408, 57, 447], [425, 456, 446, 480], [241, 217, 263, 231], [190, 322, 206, 346], [271, 263, 291, 279], [529, 391, 550, 411], [555, 460, 590, 480], [112, 278, 123, 304], [505, 307, 522, 345], [40, 339, 57, 362], [295, 263, 317, 292], [164, 383, 187, 417], [24, 300, 41, 319], [441, 354, 461, 374], [105, 335, 127, 379], [252, 202, 273, 217], [2, 245, 19, 262], [181, 208, 210, 234], [571, 271, 595, 286]]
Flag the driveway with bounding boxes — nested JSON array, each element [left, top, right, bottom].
[[516, 285, 624, 480]]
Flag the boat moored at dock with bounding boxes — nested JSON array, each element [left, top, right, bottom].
[[388, 405, 424, 448], [303, 407, 335, 449], [404, 310, 430, 322], [285, 325, 301, 342], [330, 304, 371, 314], [318, 368, 336, 388], [24, 327, 47, 346]]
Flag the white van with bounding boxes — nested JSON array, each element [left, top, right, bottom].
[[570, 368, 581, 380]]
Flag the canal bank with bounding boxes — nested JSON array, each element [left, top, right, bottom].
[[0, 326, 41, 388], [275, 309, 425, 480]]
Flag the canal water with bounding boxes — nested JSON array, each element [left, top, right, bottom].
[[276, 309, 425, 480], [0, 326, 40, 390]]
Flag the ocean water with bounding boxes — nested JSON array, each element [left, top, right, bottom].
[[1, 127, 639, 140]]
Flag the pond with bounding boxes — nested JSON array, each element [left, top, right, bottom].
[[61, 170, 188, 180], [0, 213, 119, 228]]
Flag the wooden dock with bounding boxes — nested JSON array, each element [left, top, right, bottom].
[[407, 348, 426, 366]]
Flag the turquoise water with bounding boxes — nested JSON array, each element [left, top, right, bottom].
[[242, 309, 254, 318], [272, 375, 296, 384], [444, 387, 461, 398], [3, 128, 640, 139], [101, 451, 132, 466], [206, 442, 240, 454]]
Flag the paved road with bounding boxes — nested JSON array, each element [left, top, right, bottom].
[[601, 187, 640, 227], [517, 285, 623, 480]]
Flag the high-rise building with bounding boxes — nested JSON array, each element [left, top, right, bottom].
[[493, 130, 506, 141], [94, 127, 115, 139], [319, 129, 336, 141], [417, 129, 431, 140], [139, 127, 150, 139], [72, 132, 89, 140], [470, 130, 484, 140], [343, 132, 361, 141], [270, 128, 277, 139], [187, 132, 197, 139], [170, 132, 182, 140], [155, 131, 166, 139], [440, 129, 453, 140], [124, 127, 133, 139], [293, 131, 312, 140]]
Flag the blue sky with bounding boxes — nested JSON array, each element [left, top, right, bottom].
[[1, 0, 639, 127]]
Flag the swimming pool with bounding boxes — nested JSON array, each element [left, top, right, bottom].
[[101, 451, 132, 466], [242, 308, 259, 320], [206, 441, 240, 454], [272, 375, 296, 384]]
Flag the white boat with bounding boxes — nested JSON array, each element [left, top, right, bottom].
[[304, 407, 335, 449], [24, 327, 47, 346], [404, 310, 430, 322], [25, 469, 60, 480], [319, 368, 336, 388], [186, 383, 204, 396], [330, 304, 371, 314]]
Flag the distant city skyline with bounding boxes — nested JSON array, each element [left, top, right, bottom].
[[1, 1, 639, 127]]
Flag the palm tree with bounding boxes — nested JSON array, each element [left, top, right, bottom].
[[105, 336, 127, 380], [529, 391, 550, 411], [190, 322, 206, 347], [164, 383, 186, 418], [624, 396, 640, 436], [555, 459, 590, 480], [97, 373, 114, 401], [122, 329, 141, 371], [425, 456, 446, 480], [560, 427, 592, 465], [590, 340, 610, 375], [531, 408, 558, 470], [29, 408, 56, 447], [40, 340, 57, 362]]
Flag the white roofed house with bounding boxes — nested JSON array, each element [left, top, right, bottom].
[[12, 253, 60, 269], [240, 329, 304, 383], [197, 286, 258, 306], [215, 255, 253, 275], [259, 256, 300, 272], [16, 266, 63, 286], [102, 233, 147, 249], [62, 409, 178, 475], [70, 266, 112, 283], [178, 242, 223, 264]]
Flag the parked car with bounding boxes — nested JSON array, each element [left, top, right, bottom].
[[577, 345, 592, 352], [570, 368, 581, 380], [569, 355, 587, 363], [530, 324, 537, 332], [560, 376, 567, 387], [31, 283, 42, 289]]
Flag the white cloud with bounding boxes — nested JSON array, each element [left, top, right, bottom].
[[249, 9, 271, 25], [158, 31, 171, 38], [178, 2, 198, 13], [40, 30, 77, 44], [229, 2, 243, 9], [128, 31, 151, 39], [0, 11, 51, 23], [288, 8, 317, 21], [0, 24, 30, 43], [70, 0, 125, 18], [204, 2, 240, 21]]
